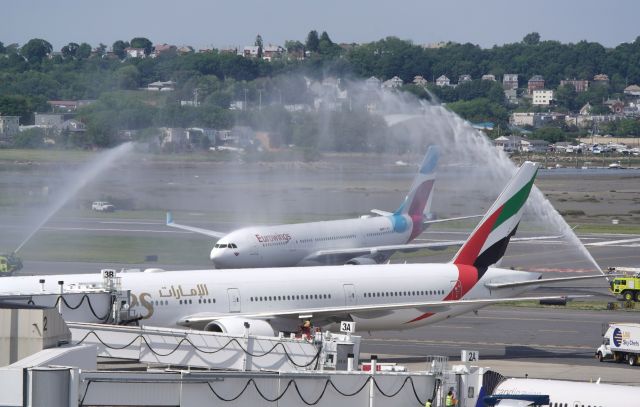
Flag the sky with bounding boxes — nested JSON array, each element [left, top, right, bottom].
[[2, 0, 639, 51]]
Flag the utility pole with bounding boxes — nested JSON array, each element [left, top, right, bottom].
[[258, 89, 262, 112], [244, 88, 248, 111]]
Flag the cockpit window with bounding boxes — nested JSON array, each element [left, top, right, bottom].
[[215, 243, 227, 249], [230, 243, 237, 249]]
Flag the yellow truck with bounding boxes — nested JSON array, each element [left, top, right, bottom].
[[0, 253, 22, 276], [608, 267, 640, 301]]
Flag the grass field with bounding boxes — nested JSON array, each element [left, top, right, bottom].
[[21, 231, 213, 265], [0, 149, 94, 163]]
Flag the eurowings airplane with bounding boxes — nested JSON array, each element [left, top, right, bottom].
[[486, 377, 640, 406], [0, 162, 607, 335], [166, 146, 481, 268]]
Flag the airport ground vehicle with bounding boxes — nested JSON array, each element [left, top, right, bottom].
[[0, 253, 23, 276], [596, 322, 640, 365], [91, 201, 115, 212], [607, 267, 640, 301]]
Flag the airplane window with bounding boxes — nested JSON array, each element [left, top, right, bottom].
[[328, 294, 331, 299], [269, 296, 272, 301], [189, 299, 192, 304], [277, 296, 281, 300], [314, 294, 318, 299], [179, 300, 182, 305]]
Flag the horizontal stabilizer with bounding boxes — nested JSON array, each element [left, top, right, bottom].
[[165, 212, 226, 239], [371, 209, 393, 216]]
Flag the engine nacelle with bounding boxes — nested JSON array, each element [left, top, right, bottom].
[[204, 317, 275, 337], [345, 257, 378, 265]]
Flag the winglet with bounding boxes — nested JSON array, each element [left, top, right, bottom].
[[452, 162, 538, 270], [166, 211, 173, 225]]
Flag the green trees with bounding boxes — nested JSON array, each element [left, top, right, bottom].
[[3, 32, 640, 150], [522, 32, 541, 46], [112, 40, 129, 59], [255, 34, 263, 59], [20, 39, 53, 63], [305, 31, 320, 53], [130, 37, 153, 55]]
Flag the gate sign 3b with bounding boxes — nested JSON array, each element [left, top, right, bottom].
[[461, 350, 479, 362], [340, 321, 356, 333]]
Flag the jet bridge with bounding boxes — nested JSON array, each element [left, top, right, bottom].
[[0, 269, 134, 325], [68, 322, 360, 372]]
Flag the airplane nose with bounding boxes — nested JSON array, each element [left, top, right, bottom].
[[210, 249, 228, 269]]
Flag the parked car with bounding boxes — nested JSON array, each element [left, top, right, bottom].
[[92, 201, 115, 212]]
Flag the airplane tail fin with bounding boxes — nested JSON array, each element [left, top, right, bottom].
[[394, 145, 439, 220], [451, 161, 538, 270]]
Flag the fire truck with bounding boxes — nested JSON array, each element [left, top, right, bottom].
[[608, 267, 640, 301]]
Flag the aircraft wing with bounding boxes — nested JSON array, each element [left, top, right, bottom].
[[484, 274, 611, 289], [176, 294, 587, 328], [165, 212, 226, 239], [302, 234, 565, 264]]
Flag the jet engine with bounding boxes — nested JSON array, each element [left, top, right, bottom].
[[204, 317, 275, 337], [345, 257, 378, 265]]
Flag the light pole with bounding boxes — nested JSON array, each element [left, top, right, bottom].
[[244, 88, 248, 111]]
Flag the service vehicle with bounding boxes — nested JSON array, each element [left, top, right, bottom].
[[0, 252, 23, 276], [596, 322, 640, 365], [92, 201, 115, 212], [607, 267, 640, 301]]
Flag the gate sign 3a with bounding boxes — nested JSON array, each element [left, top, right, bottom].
[[340, 321, 356, 333]]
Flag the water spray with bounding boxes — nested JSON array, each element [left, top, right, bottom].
[[14, 142, 134, 254]]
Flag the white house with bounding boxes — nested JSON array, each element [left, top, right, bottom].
[[435, 75, 450, 87], [365, 76, 381, 89], [532, 89, 554, 106], [125, 48, 146, 58], [382, 76, 403, 89]]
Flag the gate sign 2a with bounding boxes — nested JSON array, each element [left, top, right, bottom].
[[461, 350, 479, 362]]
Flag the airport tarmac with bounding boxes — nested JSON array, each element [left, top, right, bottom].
[[1, 154, 639, 382]]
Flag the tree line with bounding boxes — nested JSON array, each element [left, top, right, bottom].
[[1, 33, 640, 149]]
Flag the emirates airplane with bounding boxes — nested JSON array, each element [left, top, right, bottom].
[[166, 146, 481, 268], [0, 162, 606, 335]]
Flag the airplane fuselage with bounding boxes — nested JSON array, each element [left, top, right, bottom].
[[2, 264, 539, 332], [212, 213, 422, 268]]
